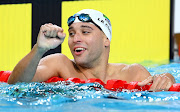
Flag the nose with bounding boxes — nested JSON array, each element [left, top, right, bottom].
[[73, 32, 82, 43]]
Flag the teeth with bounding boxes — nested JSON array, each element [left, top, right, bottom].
[[75, 48, 85, 51]]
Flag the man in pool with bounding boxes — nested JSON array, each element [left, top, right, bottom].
[[8, 9, 175, 91]]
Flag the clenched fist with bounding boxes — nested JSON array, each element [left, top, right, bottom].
[[37, 23, 66, 51]]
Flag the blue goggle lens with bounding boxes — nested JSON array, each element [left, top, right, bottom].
[[79, 14, 91, 22], [67, 14, 102, 31], [67, 16, 75, 26], [67, 14, 91, 26]]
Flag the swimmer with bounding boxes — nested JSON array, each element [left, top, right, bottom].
[[8, 9, 175, 91]]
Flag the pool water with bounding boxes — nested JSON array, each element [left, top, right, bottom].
[[0, 62, 180, 112]]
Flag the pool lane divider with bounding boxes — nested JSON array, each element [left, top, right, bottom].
[[0, 71, 180, 92]]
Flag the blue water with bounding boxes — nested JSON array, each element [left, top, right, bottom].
[[0, 62, 180, 112]]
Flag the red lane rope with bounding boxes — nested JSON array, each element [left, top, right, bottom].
[[1, 71, 180, 92]]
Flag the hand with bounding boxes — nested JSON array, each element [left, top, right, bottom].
[[138, 74, 174, 91], [37, 23, 66, 51]]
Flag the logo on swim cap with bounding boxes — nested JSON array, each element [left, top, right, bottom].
[[103, 14, 111, 26], [97, 16, 111, 35]]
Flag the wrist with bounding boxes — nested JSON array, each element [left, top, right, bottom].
[[33, 44, 48, 56]]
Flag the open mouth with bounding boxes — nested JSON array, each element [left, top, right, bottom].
[[74, 47, 86, 55], [74, 48, 86, 52]]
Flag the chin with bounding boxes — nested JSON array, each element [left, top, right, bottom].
[[75, 59, 86, 65], [74, 58, 90, 68]]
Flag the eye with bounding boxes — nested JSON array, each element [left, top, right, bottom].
[[82, 31, 90, 34], [69, 32, 75, 36]]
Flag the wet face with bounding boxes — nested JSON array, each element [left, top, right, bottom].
[[68, 22, 108, 68]]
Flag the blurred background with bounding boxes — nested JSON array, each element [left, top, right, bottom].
[[0, 0, 179, 71]]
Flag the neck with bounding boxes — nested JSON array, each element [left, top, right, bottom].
[[77, 62, 109, 82], [76, 53, 109, 82]]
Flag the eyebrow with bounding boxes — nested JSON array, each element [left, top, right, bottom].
[[68, 25, 94, 31], [81, 25, 93, 30]]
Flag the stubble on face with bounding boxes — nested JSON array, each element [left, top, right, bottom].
[[68, 22, 106, 68]]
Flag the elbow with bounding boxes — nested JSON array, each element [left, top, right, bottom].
[[7, 79, 14, 84], [7, 75, 17, 84], [7, 80, 14, 84]]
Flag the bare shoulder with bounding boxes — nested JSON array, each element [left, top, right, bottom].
[[109, 63, 147, 72], [39, 53, 68, 62], [108, 63, 143, 73], [124, 63, 147, 72], [39, 53, 70, 65], [125, 63, 151, 81], [38, 53, 72, 75], [109, 63, 127, 71], [108, 63, 128, 75], [32, 53, 72, 82], [108, 63, 151, 82]]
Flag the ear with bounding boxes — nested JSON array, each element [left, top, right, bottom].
[[104, 37, 110, 47]]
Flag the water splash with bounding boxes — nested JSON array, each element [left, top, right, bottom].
[[0, 63, 180, 111]]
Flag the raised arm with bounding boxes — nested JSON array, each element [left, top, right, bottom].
[[8, 23, 66, 84]]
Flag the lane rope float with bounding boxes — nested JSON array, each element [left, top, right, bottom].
[[1, 71, 179, 92]]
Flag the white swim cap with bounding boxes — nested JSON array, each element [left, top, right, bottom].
[[67, 9, 112, 41]]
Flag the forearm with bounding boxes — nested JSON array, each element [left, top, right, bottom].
[[7, 44, 47, 84]]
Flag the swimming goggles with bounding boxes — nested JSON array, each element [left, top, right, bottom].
[[67, 13, 102, 31]]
